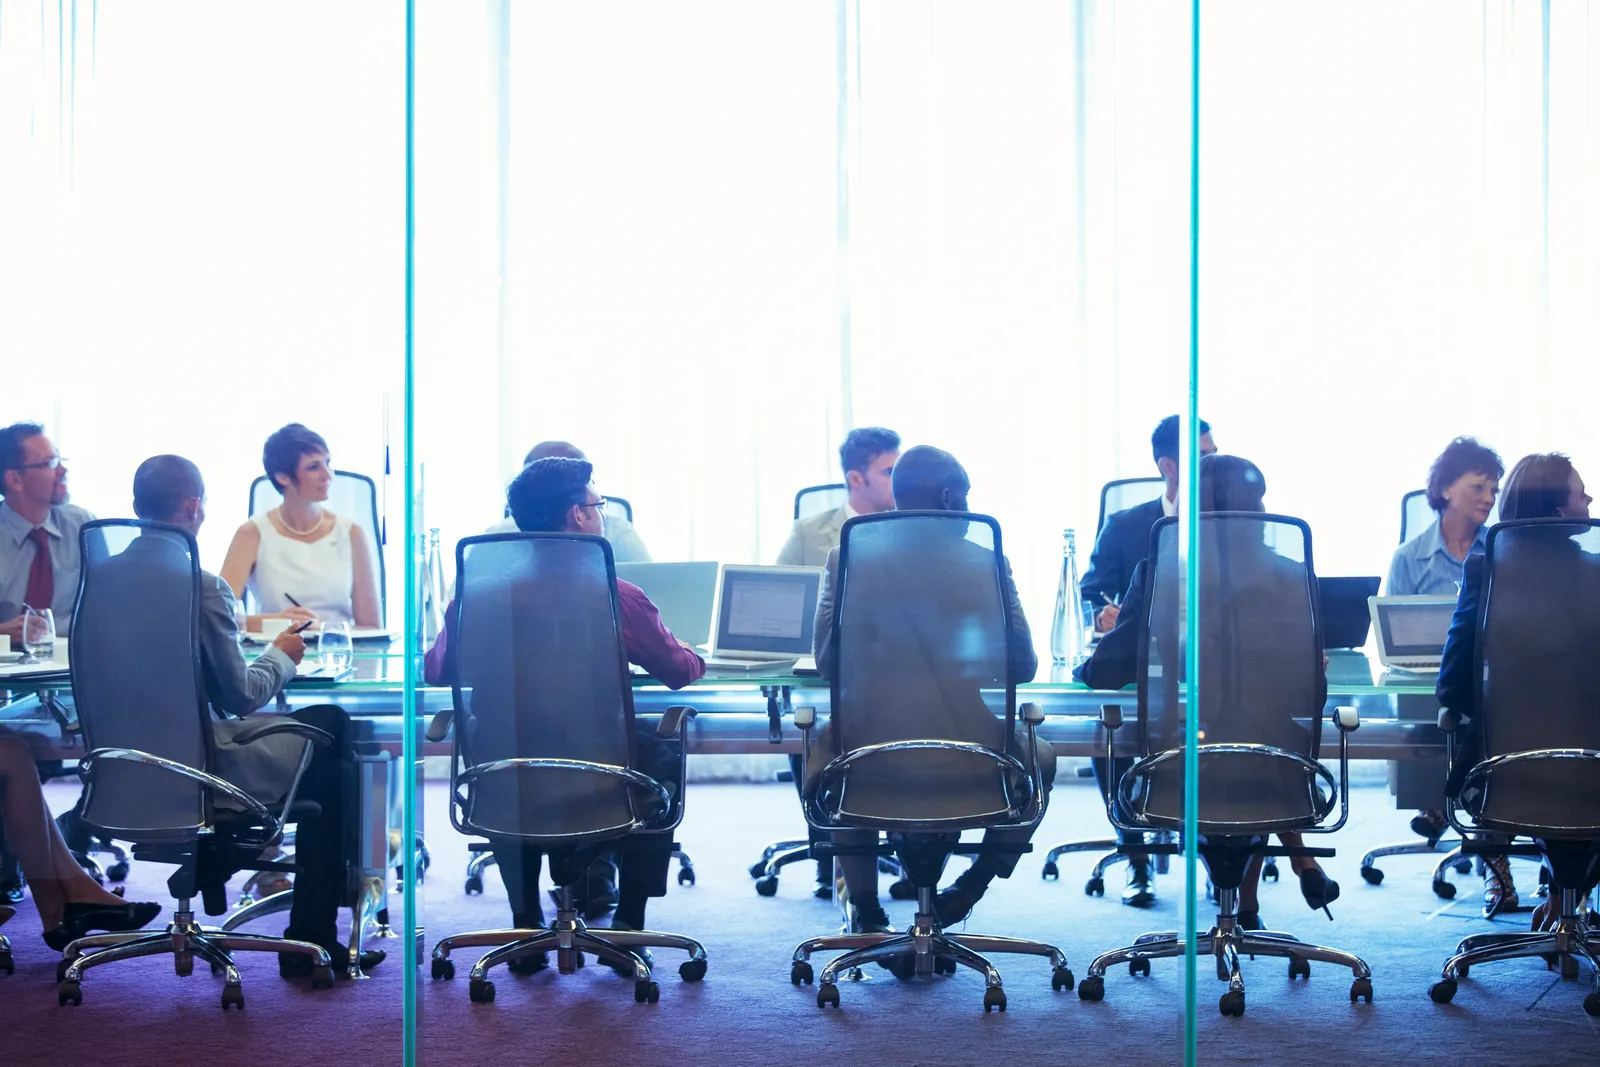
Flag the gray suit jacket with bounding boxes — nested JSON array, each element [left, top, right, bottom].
[[777, 506, 849, 567], [199, 569, 307, 806]]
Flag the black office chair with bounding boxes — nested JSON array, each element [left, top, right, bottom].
[[1077, 513, 1371, 1017], [428, 532, 706, 1004], [788, 511, 1071, 1011], [607, 496, 634, 524], [1096, 477, 1166, 534], [1429, 518, 1600, 1015], [248, 470, 387, 625], [794, 483, 848, 521], [57, 520, 338, 1008]]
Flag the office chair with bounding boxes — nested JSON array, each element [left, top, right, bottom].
[[463, 843, 695, 893], [1428, 518, 1600, 1016], [794, 483, 848, 521], [428, 533, 707, 1004], [0, 903, 12, 974], [1042, 475, 1183, 892], [56, 519, 338, 1008], [607, 496, 634, 524], [248, 470, 387, 625], [1077, 514, 1371, 1017], [787, 511, 1072, 1011]]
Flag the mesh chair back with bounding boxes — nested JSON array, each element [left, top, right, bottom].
[[71, 520, 213, 837], [795, 483, 848, 521], [452, 533, 638, 840], [1099, 477, 1166, 532], [249, 471, 385, 624], [830, 511, 1017, 823], [1401, 490, 1434, 545], [1474, 519, 1600, 828], [1139, 513, 1325, 827]]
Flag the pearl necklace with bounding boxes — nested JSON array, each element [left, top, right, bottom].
[[277, 508, 327, 537]]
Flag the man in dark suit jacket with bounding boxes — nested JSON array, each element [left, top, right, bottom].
[[1076, 415, 1214, 908]]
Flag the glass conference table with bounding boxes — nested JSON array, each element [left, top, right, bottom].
[[0, 645, 1444, 763]]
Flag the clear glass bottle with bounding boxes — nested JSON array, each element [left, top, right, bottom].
[[421, 528, 446, 649], [1049, 528, 1087, 666]]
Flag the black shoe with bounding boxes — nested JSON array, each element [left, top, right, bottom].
[[2, 881, 24, 906], [1236, 909, 1264, 931], [280, 947, 387, 978], [853, 905, 894, 935], [1410, 810, 1447, 846], [1298, 867, 1340, 919], [933, 881, 983, 928], [813, 859, 833, 900], [42, 901, 162, 951], [507, 949, 550, 975], [1122, 860, 1157, 909]]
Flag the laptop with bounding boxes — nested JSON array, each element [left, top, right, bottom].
[[1319, 576, 1381, 650], [616, 561, 719, 648], [1368, 595, 1457, 674], [702, 564, 823, 673]]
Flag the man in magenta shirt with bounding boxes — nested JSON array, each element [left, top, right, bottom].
[[425, 457, 703, 972]]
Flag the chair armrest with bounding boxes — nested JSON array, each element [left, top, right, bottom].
[[426, 709, 455, 743], [1100, 704, 1124, 731], [1020, 702, 1044, 726], [793, 705, 816, 730], [1333, 706, 1360, 732], [1437, 707, 1463, 733], [656, 704, 697, 738], [79, 747, 280, 839], [228, 720, 334, 748]]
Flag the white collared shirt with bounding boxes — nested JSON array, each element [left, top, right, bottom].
[[1161, 493, 1177, 519]]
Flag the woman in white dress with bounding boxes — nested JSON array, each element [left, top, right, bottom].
[[221, 423, 382, 630]]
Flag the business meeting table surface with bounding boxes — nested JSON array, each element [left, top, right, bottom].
[[0, 643, 1447, 762]]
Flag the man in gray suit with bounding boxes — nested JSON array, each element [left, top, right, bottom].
[[777, 427, 901, 567], [809, 445, 1056, 932], [129, 455, 382, 976]]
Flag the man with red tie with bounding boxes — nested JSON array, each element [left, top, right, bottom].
[[0, 423, 95, 641]]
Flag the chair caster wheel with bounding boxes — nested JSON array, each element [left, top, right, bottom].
[[464, 875, 483, 895], [1052, 966, 1075, 991], [1458, 964, 1470, 977], [1454, 859, 1473, 875], [634, 980, 660, 1003], [1219, 991, 1246, 1017], [817, 984, 840, 1008], [754, 876, 779, 897], [934, 956, 958, 976], [0, 950, 12, 976], [748, 860, 767, 879], [1041, 861, 1060, 881], [432, 958, 455, 980], [1129, 958, 1150, 978], [1350, 977, 1374, 1004], [221, 984, 245, 1011], [1078, 975, 1105, 1002], [1432, 879, 1456, 900], [1584, 991, 1600, 1017], [1262, 860, 1279, 883], [106, 862, 130, 882], [791, 961, 814, 986], [679, 958, 707, 982], [57, 959, 72, 982], [678, 868, 695, 887], [58, 980, 82, 1006], [469, 979, 495, 1003], [1429, 978, 1456, 1004], [887, 878, 916, 901], [983, 987, 1007, 1013], [1085, 877, 1105, 897], [876, 856, 899, 875], [311, 965, 335, 990], [1288, 956, 1311, 980], [1360, 866, 1383, 885]]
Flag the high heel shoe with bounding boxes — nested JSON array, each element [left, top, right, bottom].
[[1298, 867, 1341, 919], [41, 901, 162, 951], [1483, 855, 1519, 919]]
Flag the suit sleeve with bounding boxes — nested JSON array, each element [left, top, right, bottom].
[[1074, 561, 1146, 691], [1436, 554, 1484, 717], [1001, 556, 1037, 683], [813, 548, 839, 680], [1078, 514, 1123, 611], [776, 519, 805, 566], [200, 575, 294, 716]]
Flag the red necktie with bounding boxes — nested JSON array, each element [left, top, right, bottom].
[[24, 527, 53, 613]]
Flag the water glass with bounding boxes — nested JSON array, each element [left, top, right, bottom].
[[320, 621, 353, 673], [20, 607, 55, 664]]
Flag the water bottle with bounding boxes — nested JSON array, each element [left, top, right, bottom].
[[1049, 529, 1087, 666], [421, 529, 445, 649]]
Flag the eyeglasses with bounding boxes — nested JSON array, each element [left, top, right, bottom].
[[12, 455, 64, 472], [577, 498, 608, 514]]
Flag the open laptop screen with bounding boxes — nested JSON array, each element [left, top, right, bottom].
[[713, 565, 822, 657], [616, 561, 719, 647], [1375, 598, 1456, 658]]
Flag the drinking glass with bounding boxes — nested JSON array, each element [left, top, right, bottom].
[[20, 607, 55, 664], [320, 621, 353, 673]]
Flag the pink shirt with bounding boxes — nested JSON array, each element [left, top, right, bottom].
[[424, 579, 705, 690]]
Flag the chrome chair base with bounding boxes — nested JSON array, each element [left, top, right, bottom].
[[1081, 890, 1372, 1016], [1432, 891, 1600, 1015], [431, 889, 707, 1002], [58, 904, 334, 1008], [792, 889, 1072, 1012], [1359, 836, 1468, 888], [221, 873, 391, 979]]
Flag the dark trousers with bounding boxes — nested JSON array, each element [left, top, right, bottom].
[[1092, 755, 1140, 846], [279, 705, 357, 952]]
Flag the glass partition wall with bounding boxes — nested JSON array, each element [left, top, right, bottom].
[[0, 2, 409, 1061]]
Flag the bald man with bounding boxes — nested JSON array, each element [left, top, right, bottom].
[[808, 445, 1056, 933]]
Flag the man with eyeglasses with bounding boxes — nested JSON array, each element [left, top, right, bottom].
[[0, 422, 95, 640], [483, 441, 651, 563]]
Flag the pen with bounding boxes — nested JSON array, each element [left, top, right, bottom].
[[289, 620, 316, 635], [1100, 592, 1120, 607], [285, 594, 303, 609]]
